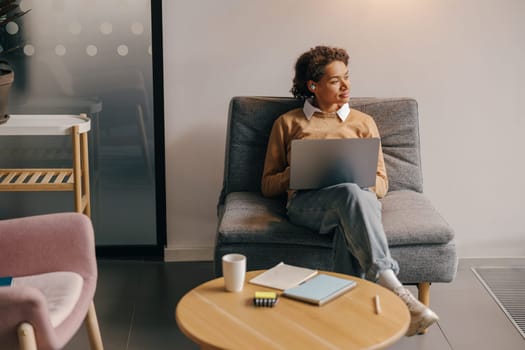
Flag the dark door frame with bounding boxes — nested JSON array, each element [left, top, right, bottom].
[[96, 0, 166, 260]]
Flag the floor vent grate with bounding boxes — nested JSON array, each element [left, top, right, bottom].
[[472, 266, 525, 339]]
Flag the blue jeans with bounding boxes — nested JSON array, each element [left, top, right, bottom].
[[287, 183, 399, 281]]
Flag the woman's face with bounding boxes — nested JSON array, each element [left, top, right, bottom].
[[309, 60, 350, 112]]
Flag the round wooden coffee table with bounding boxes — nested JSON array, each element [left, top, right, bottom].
[[176, 270, 409, 350]]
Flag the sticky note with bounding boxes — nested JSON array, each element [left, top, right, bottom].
[[255, 291, 277, 299]]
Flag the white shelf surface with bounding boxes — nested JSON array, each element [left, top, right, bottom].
[[0, 114, 91, 136]]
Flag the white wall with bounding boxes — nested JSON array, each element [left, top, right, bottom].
[[162, 0, 525, 260]]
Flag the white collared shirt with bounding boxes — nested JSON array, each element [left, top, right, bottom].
[[303, 98, 350, 121]]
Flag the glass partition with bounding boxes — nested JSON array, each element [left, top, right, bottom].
[[0, 0, 159, 247]]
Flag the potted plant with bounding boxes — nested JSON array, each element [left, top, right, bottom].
[[0, 0, 30, 124]]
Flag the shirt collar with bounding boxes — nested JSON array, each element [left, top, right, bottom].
[[303, 98, 350, 121]]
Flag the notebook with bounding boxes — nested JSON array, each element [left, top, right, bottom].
[[289, 138, 380, 190], [249, 262, 318, 290], [282, 274, 357, 306], [0, 276, 13, 287]]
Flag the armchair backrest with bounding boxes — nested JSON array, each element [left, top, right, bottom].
[[220, 97, 423, 204]]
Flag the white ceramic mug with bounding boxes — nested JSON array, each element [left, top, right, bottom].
[[222, 254, 246, 292]]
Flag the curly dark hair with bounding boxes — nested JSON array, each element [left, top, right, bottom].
[[290, 46, 349, 99]]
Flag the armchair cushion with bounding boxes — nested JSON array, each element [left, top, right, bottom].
[[218, 190, 453, 247], [218, 192, 328, 247], [220, 97, 424, 205], [13, 272, 83, 328]]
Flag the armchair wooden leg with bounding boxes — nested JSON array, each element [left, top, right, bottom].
[[417, 282, 430, 306], [417, 282, 431, 334], [18, 322, 37, 350], [85, 301, 104, 350]]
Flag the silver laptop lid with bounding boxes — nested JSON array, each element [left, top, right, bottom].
[[289, 138, 380, 190]]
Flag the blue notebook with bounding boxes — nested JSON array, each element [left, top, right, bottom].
[[0, 276, 13, 287], [282, 274, 356, 306]]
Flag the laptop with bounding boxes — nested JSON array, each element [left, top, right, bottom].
[[289, 138, 380, 190]]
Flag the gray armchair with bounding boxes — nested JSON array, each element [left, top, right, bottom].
[[215, 96, 457, 305]]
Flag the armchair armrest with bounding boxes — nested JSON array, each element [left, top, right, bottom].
[[0, 213, 96, 281]]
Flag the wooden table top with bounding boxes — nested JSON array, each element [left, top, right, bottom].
[[176, 270, 410, 350]]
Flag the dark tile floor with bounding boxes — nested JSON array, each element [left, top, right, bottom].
[[64, 258, 525, 350]]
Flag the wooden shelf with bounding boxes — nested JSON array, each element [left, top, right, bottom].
[[0, 114, 92, 216], [0, 168, 75, 191]]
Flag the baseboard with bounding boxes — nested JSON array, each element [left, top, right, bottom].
[[96, 245, 164, 260], [164, 246, 214, 262]]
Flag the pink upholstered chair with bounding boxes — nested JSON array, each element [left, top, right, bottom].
[[0, 213, 103, 350]]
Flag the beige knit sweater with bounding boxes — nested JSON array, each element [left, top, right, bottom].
[[261, 107, 388, 199]]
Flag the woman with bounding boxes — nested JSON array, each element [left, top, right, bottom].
[[261, 46, 438, 336]]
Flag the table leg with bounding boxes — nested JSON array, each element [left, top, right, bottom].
[[72, 125, 82, 214], [81, 131, 91, 217]]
